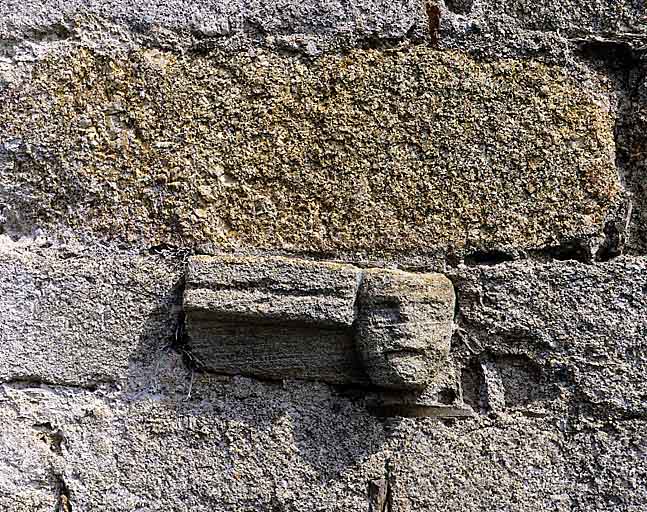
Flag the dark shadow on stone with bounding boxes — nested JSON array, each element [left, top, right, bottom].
[[124, 266, 391, 507]]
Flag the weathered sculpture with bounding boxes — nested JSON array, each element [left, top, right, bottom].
[[356, 268, 454, 390], [183, 255, 455, 392]]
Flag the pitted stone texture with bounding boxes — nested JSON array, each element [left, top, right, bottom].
[[0, 385, 60, 511], [619, 68, 647, 254], [184, 254, 361, 327], [387, 416, 647, 512], [0, 0, 426, 53], [356, 269, 455, 390], [450, 257, 647, 419], [433, 1, 646, 64], [184, 254, 366, 384], [0, 47, 619, 256], [0, 379, 387, 512], [0, 239, 182, 388], [2, 380, 645, 511], [476, 0, 646, 36]]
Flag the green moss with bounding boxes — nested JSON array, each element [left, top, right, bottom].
[[0, 46, 619, 254]]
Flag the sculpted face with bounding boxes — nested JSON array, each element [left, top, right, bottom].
[[355, 269, 455, 390]]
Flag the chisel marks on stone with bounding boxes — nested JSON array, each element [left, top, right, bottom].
[[184, 255, 361, 327]]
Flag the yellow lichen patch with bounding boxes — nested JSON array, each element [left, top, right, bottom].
[[0, 46, 619, 254]]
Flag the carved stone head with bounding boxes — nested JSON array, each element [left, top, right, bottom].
[[355, 269, 455, 390]]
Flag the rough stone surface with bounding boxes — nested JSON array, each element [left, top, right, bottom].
[[0, 46, 619, 256], [619, 63, 647, 254], [187, 318, 367, 385], [0, 0, 427, 54], [477, 0, 646, 36], [388, 416, 647, 512], [450, 257, 647, 420], [185, 254, 361, 327], [356, 269, 455, 390], [0, 375, 388, 512], [1, 241, 646, 509], [2, 0, 647, 509], [0, 237, 182, 388], [184, 254, 364, 384], [185, 258, 456, 390]]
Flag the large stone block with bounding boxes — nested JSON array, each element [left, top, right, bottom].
[[0, 379, 387, 512], [450, 257, 647, 419], [0, 47, 619, 256], [0, 0, 426, 53], [387, 416, 647, 511], [0, 239, 182, 388]]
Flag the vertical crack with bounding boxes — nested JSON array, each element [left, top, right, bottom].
[[425, 1, 441, 46], [55, 475, 72, 512], [385, 458, 394, 512], [368, 458, 393, 512]]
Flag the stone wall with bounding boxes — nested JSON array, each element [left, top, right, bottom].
[[1, 1, 645, 511]]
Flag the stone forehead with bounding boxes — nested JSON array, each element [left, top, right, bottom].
[[358, 268, 456, 304]]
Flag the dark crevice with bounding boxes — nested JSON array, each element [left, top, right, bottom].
[[385, 458, 394, 512], [464, 249, 516, 266], [424, 1, 441, 45], [574, 36, 647, 256], [437, 387, 458, 405], [55, 475, 72, 512], [453, 240, 601, 268], [460, 358, 484, 412], [33, 422, 65, 455], [170, 274, 197, 375], [595, 220, 624, 262], [536, 240, 593, 264], [367, 458, 394, 512], [575, 39, 641, 70], [0, 378, 103, 392], [614, 54, 647, 255], [445, 0, 474, 15], [367, 477, 389, 512]]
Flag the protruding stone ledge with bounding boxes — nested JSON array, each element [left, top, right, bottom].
[[183, 255, 456, 391], [184, 255, 362, 327]]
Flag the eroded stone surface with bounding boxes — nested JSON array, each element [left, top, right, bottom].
[[1, 0, 646, 509], [356, 269, 455, 390], [620, 67, 647, 254], [0, 238, 182, 388], [184, 256, 455, 389], [478, 0, 646, 36], [450, 257, 647, 419], [184, 254, 365, 384], [0, 0, 426, 54], [0, 378, 387, 512], [0, 47, 619, 256], [388, 416, 647, 512], [185, 254, 361, 327]]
